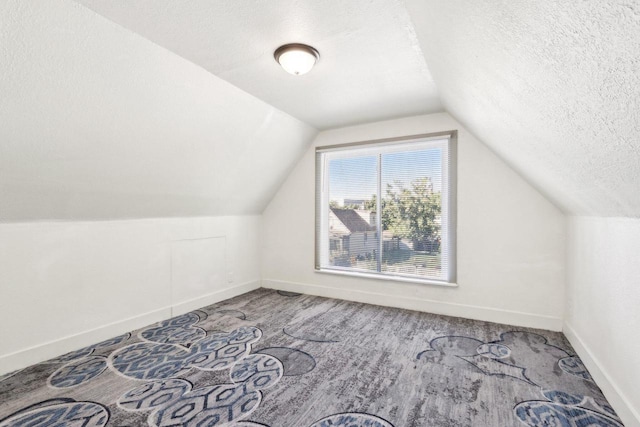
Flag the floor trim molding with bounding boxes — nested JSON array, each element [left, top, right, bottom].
[[262, 279, 563, 331], [0, 280, 260, 375], [171, 280, 259, 316], [563, 321, 640, 427]]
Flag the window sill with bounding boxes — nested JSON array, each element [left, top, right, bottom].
[[315, 267, 458, 288]]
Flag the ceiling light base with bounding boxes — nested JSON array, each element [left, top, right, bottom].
[[274, 43, 320, 76]]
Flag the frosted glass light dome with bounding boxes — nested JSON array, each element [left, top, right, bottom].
[[274, 44, 319, 76]]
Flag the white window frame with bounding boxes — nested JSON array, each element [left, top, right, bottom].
[[315, 131, 457, 286]]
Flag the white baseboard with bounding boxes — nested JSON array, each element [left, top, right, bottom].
[[171, 280, 260, 316], [0, 280, 260, 375], [563, 322, 640, 427], [262, 279, 563, 331], [0, 308, 170, 376]]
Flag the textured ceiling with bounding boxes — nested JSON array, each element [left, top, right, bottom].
[[0, 1, 316, 221], [3, 0, 638, 221], [404, 0, 640, 217], [75, 0, 443, 130]]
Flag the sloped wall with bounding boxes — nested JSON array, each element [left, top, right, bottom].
[[0, 0, 316, 221], [262, 113, 566, 330], [565, 217, 640, 426], [404, 0, 640, 217]]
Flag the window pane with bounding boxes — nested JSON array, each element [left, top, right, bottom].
[[381, 149, 442, 278], [316, 134, 455, 283], [327, 156, 378, 272]]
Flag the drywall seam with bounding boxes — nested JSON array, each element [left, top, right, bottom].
[[262, 279, 563, 331], [0, 280, 260, 375], [563, 321, 640, 427], [169, 234, 227, 316]]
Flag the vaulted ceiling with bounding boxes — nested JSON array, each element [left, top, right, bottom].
[[76, 0, 442, 130], [1, 0, 638, 220], [0, 1, 315, 221], [404, 0, 640, 217]]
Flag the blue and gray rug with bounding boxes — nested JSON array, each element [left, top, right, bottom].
[[0, 288, 622, 426]]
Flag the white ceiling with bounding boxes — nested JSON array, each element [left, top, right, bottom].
[[0, 1, 316, 221], [3, 0, 639, 221], [75, 0, 443, 130], [404, 0, 640, 217]]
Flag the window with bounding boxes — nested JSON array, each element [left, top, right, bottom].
[[315, 132, 457, 284]]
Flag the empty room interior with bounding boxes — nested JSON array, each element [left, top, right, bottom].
[[1, 1, 639, 426]]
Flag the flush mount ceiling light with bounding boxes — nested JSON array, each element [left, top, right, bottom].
[[274, 43, 320, 76]]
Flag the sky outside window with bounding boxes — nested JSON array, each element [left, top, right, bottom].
[[328, 148, 442, 204]]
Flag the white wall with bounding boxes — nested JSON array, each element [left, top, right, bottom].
[[565, 217, 640, 426], [0, 216, 261, 374], [0, 0, 305, 376], [0, 0, 316, 221], [262, 113, 566, 330]]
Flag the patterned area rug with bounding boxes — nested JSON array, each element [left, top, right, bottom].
[[0, 288, 622, 426]]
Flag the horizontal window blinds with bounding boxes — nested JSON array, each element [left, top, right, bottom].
[[316, 134, 456, 283]]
